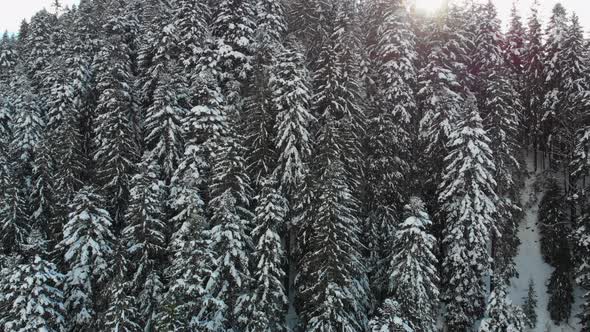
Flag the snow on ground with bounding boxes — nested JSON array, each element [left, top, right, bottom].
[[509, 153, 583, 332]]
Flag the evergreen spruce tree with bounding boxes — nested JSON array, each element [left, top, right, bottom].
[[256, 0, 287, 42], [243, 0, 289, 187], [211, 0, 257, 112], [417, 4, 464, 229], [243, 30, 279, 188], [560, 14, 590, 185], [15, 19, 30, 56], [540, 3, 570, 166], [199, 134, 254, 330], [366, 0, 417, 201], [439, 95, 497, 330], [382, 197, 438, 331], [30, 137, 57, 232], [538, 179, 569, 265], [576, 212, 590, 331], [522, 0, 545, 156], [271, 41, 314, 197], [122, 159, 166, 328], [61, 187, 115, 330], [522, 278, 538, 329], [0, 94, 10, 144], [504, 2, 526, 80], [172, 0, 211, 71], [472, 0, 523, 279], [45, 76, 86, 243], [539, 179, 574, 323], [368, 299, 414, 332], [93, 2, 140, 226], [0, 32, 17, 86], [24, 9, 56, 98], [143, 61, 187, 183], [0, 174, 28, 255], [9, 69, 44, 185], [170, 68, 226, 235], [136, 0, 176, 110], [478, 282, 527, 332], [241, 178, 288, 331], [2, 231, 66, 332], [364, 0, 418, 294], [296, 1, 369, 330], [158, 215, 213, 331], [101, 244, 141, 332], [548, 264, 574, 323]]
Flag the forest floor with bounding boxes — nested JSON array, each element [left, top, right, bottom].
[[509, 153, 583, 332]]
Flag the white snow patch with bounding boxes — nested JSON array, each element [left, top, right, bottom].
[[509, 153, 584, 332]]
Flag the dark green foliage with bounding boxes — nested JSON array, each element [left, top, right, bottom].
[[522, 279, 538, 328], [547, 265, 574, 323]]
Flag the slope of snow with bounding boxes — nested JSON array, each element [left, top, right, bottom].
[[509, 154, 583, 332]]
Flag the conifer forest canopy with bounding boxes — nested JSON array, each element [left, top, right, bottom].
[[0, 0, 589, 331]]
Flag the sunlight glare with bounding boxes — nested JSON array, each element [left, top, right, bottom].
[[414, 0, 447, 14]]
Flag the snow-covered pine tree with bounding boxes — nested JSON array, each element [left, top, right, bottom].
[[136, 0, 177, 110], [9, 67, 44, 186], [158, 212, 213, 331], [368, 299, 414, 332], [45, 77, 86, 245], [522, 0, 545, 158], [522, 278, 538, 329], [170, 69, 226, 238], [472, 0, 523, 280], [0, 33, 17, 87], [548, 264, 574, 323], [15, 19, 29, 56], [143, 60, 187, 183], [439, 95, 497, 330], [365, 0, 417, 202], [416, 3, 464, 231], [58, 0, 103, 189], [363, 0, 418, 295], [211, 0, 257, 114], [24, 9, 56, 99], [93, 1, 140, 227], [30, 136, 57, 233], [295, 1, 370, 330], [382, 197, 439, 331], [101, 243, 141, 332], [242, 30, 279, 188], [471, 0, 522, 181], [172, 0, 211, 72], [576, 212, 590, 331], [478, 282, 527, 332], [297, 144, 368, 331], [2, 230, 66, 332], [122, 158, 166, 328], [0, 173, 28, 255], [60, 187, 115, 330], [560, 14, 590, 187], [286, 0, 327, 58], [268, 40, 314, 327], [199, 133, 254, 330], [540, 3, 570, 167], [504, 3, 526, 81], [382, 197, 438, 331], [240, 177, 288, 331], [538, 179, 569, 265], [256, 0, 287, 43], [539, 178, 574, 323], [271, 40, 314, 198], [242, 0, 287, 188], [0, 95, 10, 145]]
